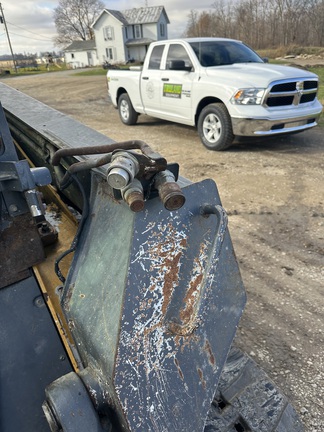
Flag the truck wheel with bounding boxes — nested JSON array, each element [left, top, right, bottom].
[[198, 103, 234, 151], [118, 93, 138, 125], [204, 347, 304, 431]]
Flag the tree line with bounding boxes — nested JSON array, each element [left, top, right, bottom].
[[0, 52, 60, 61], [52, 0, 324, 49], [184, 0, 324, 49]]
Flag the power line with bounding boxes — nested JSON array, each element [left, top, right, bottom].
[[6, 20, 53, 40], [9, 30, 53, 42]]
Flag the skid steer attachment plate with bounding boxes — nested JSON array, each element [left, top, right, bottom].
[[62, 173, 246, 432]]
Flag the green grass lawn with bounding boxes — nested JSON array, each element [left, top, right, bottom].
[[0, 64, 69, 76], [72, 68, 107, 76], [309, 67, 324, 101]]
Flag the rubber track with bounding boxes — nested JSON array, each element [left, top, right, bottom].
[[204, 348, 304, 432]]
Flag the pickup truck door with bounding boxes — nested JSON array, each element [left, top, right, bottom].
[[140, 44, 164, 116], [158, 43, 195, 124]]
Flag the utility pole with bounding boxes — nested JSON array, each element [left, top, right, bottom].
[[0, 3, 17, 73]]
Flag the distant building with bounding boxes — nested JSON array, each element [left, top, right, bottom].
[[0, 59, 15, 69], [64, 40, 99, 68], [92, 6, 170, 64]]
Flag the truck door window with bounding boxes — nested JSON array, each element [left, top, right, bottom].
[[166, 45, 192, 70], [148, 45, 165, 70]]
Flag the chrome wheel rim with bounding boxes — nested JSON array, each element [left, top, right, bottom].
[[203, 113, 221, 143], [120, 100, 129, 121]]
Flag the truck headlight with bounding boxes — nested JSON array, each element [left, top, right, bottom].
[[231, 88, 265, 105]]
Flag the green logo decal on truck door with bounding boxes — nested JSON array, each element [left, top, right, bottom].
[[163, 84, 182, 99]]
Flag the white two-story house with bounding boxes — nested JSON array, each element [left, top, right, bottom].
[[92, 6, 170, 64]]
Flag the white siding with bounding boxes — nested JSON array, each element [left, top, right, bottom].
[[93, 13, 126, 64], [157, 14, 169, 40], [64, 50, 99, 68], [142, 23, 157, 40]]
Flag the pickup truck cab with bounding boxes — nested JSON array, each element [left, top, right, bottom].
[[107, 38, 322, 150]]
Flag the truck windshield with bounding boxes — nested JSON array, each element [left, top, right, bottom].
[[189, 40, 263, 67]]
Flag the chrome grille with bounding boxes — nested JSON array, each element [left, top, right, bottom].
[[264, 79, 318, 107]]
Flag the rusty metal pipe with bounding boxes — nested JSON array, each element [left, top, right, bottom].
[[51, 140, 166, 166], [59, 154, 113, 188]]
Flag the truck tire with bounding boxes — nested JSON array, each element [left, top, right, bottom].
[[204, 347, 304, 431], [198, 103, 234, 151], [118, 93, 138, 125]]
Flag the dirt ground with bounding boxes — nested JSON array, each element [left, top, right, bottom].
[[2, 71, 323, 430]]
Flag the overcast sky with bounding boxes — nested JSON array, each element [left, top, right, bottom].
[[0, 0, 215, 56]]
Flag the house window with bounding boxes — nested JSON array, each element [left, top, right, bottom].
[[160, 23, 165, 37], [104, 26, 114, 41], [125, 27, 128, 39], [106, 47, 114, 60], [135, 25, 141, 39], [71, 53, 75, 59]]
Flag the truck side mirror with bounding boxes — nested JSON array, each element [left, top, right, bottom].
[[169, 60, 187, 71]]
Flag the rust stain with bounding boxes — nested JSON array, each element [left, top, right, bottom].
[[204, 339, 216, 367], [172, 240, 209, 334], [122, 220, 189, 381], [197, 368, 206, 390], [115, 215, 193, 424], [174, 358, 184, 380], [62, 283, 74, 312], [179, 272, 203, 324], [180, 238, 187, 248], [173, 333, 200, 354], [161, 251, 182, 315], [68, 319, 75, 331]]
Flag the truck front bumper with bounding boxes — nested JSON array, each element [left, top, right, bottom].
[[232, 107, 322, 137]]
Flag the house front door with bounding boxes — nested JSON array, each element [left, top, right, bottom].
[[87, 51, 93, 66]]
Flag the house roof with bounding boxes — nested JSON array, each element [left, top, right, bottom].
[[64, 40, 96, 52], [108, 10, 128, 25], [125, 38, 155, 47], [123, 6, 170, 24], [92, 6, 170, 28]]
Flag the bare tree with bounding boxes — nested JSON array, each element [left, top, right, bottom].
[[196, 11, 216, 37], [54, 0, 104, 47], [185, 0, 324, 49], [212, 0, 235, 38], [184, 10, 199, 37], [306, 0, 324, 46]]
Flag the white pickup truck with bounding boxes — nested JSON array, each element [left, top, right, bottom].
[[107, 38, 322, 150]]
